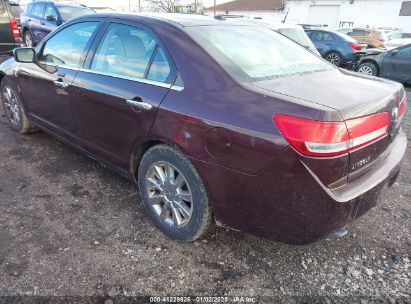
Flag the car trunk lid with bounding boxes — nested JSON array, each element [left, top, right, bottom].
[[253, 68, 406, 182]]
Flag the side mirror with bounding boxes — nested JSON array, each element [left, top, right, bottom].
[[391, 49, 399, 56], [46, 15, 58, 23], [13, 47, 35, 63]]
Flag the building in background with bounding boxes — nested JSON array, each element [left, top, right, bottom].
[[203, 0, 410, 30], [204, 0, 285, 20], [285, 0, 411, 29]]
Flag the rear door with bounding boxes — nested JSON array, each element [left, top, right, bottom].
[[30, 2, 46, 43], [71, 21, 176, 169], [309, 31, 333, 56], [380, 45, 411, 83]]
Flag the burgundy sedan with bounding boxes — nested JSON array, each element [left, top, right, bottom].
[[0, 14, 407, 245]]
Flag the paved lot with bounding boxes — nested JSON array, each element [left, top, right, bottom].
[[0, 86, 410, 302]]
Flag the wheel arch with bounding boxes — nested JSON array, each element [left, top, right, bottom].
[[130, 138, 179, 181], [357, 59, 380, 75], [325, 50, 343, 64]]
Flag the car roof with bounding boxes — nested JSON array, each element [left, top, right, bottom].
[[81, 13, 259, 27], [221, 17, 303, 30], [32, 1, 87, 7], [54, 3, 89, 7]]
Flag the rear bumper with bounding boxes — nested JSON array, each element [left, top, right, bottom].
[[193, 131, 407, 245]]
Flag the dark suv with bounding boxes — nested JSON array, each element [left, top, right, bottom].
[[20, 1, 94, 47], [0, 0, 23, 54]]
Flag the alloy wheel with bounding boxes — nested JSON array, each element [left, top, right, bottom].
[[2, 86, 21, 126], [326, 53, 341, 66], [358, 65, 374, 75], [25, 32, 33, 47], [145, 161, 193, 228]]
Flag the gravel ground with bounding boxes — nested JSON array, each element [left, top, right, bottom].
[[0, 86, 410, 303]]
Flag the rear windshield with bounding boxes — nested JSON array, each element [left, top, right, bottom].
[[185, 25, 332, 82], [56, 5, 93, 21], [276, 27, 317, 52], [336, 32, 357, 43], [10, 3, 23, 17]]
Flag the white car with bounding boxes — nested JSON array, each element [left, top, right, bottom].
[[386, 31, 411, 48], [216, 16, 320, 55]]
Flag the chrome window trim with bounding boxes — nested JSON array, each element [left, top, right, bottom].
[[170, 85, 184, 91], [79, 68, 172, 89], [35, 63, 184, 91]]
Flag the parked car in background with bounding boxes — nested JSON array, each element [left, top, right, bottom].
[[8, 1, 22, 25], [336, 28, 387, 48], [0, 0, 23, 54], [20, 2, 94, 47], [385, 30, 411, 48], [305, 29, 364, 66], [221, 17, 319, 55], [0, 14, 407, 245], [89, 6, 115, 13], [354, 44, 411, 84]]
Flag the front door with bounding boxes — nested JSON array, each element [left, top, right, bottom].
[[18, 21, 101, 138], [380, 45, 411, 83], [71, 22, 176, 169]]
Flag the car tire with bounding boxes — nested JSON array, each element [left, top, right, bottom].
[[325, 51, 342, 67], [24, 30, 34, 47], [138, 144, 212, 241], [1, 78, 37, 133], [356, 62, 378, 76]]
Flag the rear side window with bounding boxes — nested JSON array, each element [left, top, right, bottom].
[[33, 3, 45, 18], [39, 21, 99, 68], [147, 48, 171, 82], [91, 23, 172, 82], [10, 4, 23, 17], [311, 32, 334, 41]]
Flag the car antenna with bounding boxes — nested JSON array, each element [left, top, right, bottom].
[[282, 7, 290, 23]]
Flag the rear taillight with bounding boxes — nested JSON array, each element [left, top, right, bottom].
[[349, 43, 362, 51], [10, 18, 21, 39], [397, 94, 407, 128], [274, 112, 391, 157]]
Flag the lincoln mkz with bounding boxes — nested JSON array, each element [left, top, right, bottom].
[[0, 14, 407, 244]]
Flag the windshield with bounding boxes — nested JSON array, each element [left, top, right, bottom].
[[276, 27, 318, 53], [185, 26, 332, 82], [57, 6, 94, 21]]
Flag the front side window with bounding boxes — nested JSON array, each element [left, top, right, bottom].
[[39, 22, 99, 68], [186, 26, 332, 82], [33, 3, 45, 18], [45, 4, 58, 21], [91, 23, 172, 82], [398, 45, 411, 56]]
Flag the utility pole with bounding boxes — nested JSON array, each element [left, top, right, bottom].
[[194, 0, 197, 13], [139, 0, 141, 12], [214, 0, 216, 17]]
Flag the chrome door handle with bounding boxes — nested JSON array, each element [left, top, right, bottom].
[[126, 99, 153, 111], [53, 80, 68, 89]]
